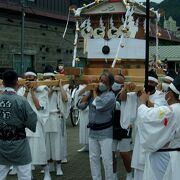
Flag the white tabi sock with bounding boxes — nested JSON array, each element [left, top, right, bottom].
[[56, 163, 63, 176], [61, 158, 68, 164], [126, 172, 133, 180], [113, 173, 118, 180], [43, 165, 51, 180], [49, 162, 55, 172]]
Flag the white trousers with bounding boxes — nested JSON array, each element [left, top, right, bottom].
[[0, 163, 31, 180], [46, 131, 66, 161], [79, 110, 89, 145], [89, 138, 113, 180], [134, 169, 143, 180]]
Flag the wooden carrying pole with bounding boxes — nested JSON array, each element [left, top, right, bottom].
[[0, 79, 143, 92], [0, 79, 68, 88]]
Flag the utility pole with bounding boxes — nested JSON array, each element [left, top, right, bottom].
[[20, 0, 35, 75], [145, 0, 150, 92], [21, 0, 25, 75]]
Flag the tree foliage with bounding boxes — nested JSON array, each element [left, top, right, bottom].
[[150, 0, 180, 26]]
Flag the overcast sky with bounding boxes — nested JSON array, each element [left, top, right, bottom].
[[136, 0, 164, 3]]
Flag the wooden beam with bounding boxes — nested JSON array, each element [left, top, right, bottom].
[[83, 68, 121, 75], [55, 74, 69, 80], [0, 80, 68, 87], [64, 68, 81, 76], [0, 79, 144, 92]]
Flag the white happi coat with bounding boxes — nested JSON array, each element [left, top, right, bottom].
[[17, 86, 49, 165], [44, 85, 71, 160], [131, 90, 167, 171], [138, 103, 180, 180]]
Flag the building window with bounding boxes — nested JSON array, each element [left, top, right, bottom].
[[175, 62, 180, 74]]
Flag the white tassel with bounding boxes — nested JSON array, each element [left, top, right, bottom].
[[110, 16, 114, 28], [80, 19, 87, 29], [74, 1, 97, 17], [121, 15, 125, 24], [83, 39, 87, 54], [100, 16, 105, 29], [72, 21, 79, 67], [135, 18, 139, 27], [112, 4, 133, 68], [86, 17, 92, 32], [112, 34, 124, 68], [155, 10, 160, 67], [143, 19, 146, 33], [62, 10, 70, 39]]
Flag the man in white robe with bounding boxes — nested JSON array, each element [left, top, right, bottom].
[[131, 70, 167, 180], [17, 69, 51, 180], [137, 76, 180, 180], [43, 66, 71, 176]]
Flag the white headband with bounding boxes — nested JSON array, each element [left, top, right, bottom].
[[169, 83, 180, 100], [43, 73, 55, 77], [164, 76, 174, 82], [148, 76, 158, 83], [24, 72, 37, 77]]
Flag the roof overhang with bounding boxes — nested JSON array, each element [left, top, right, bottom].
[[0, 2, 74, 22]]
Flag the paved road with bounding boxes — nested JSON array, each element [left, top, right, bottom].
[[7, 119, 127, 180]]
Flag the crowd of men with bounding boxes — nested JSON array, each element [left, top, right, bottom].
[[0, 66, 180, 180]]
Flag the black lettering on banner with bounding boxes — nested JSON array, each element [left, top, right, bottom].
[[0, 100, 12, 119]]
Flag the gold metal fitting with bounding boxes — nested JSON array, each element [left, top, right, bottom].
[[156, 32, 162, 37], [116, 58, 122, 62], [95, 0, 100, 4], [157, 59, 162, 64], [69, 5, 76, 13], [122, 28, 128, 33], [75, 57, 80, 62], [126, 3, 130, 8], [76, 27, 80, 31]]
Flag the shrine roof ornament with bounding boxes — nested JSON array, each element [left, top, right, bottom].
[[70, 0, 159, 67], [70, 0, 157, 17], [82, 1, 138, 16]]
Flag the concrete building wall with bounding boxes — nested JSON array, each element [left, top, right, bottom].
[[0, 12, 81, 74], [0, 0, 90, 75]]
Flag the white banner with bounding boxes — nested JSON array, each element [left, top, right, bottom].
[[87, 38, 145, 59]]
